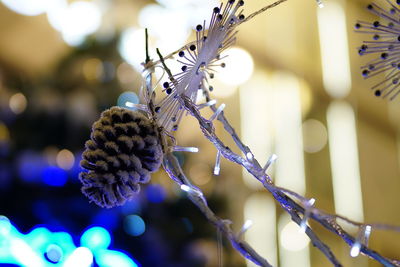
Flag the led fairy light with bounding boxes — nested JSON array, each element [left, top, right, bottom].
[[350, 225, 372, 257], [299, 198, 316, 233], [209, 103, 226, 121], [172, 146, 199, 153], [263, 154, 278, 173], [214, 150, 222, 176]]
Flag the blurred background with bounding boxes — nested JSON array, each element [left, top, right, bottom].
[[0, 0, 399, 266]]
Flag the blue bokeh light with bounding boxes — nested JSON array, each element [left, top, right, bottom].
[[117, 92, 139, 109], [96, 249, 138, 267], [45, 244, 63, 263], [91, 209, 119, 231], [0, 216, 139, 267], [42, 166, 68, 187], [123, 215, 145, 237], [146, 184, 166, 203], [18, 152, 46, 183], [120, 199, 141, 215], [81, 227, 111, 251]]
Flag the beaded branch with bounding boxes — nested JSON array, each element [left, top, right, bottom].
[[79, 0, 400, 266], [356, 0, 400, 99]]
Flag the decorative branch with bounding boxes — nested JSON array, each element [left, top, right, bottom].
[[79, 0, 400, 266], [154, 47, 400, 266], [162, 151, 273, 267]]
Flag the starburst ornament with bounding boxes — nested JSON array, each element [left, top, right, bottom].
[[356, 0, 400, 100]]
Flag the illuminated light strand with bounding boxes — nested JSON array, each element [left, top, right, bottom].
[[125, 102, 149, 112], [246, 152, 254, 161], [214, 150, 222, 176], [155, 81, 400, 266], [172, 146, 199, 153], [197, 99, 217, 109], [350, 225, 372, 257], [136, 1, 400, 266], [263, 154, 278, 172], [180, 184, 205, 200], [209, 103, 226, 121], [238, 220, 253, 238], [299, 198, 316, 233]]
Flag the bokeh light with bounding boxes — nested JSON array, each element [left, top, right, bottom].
[[63, 247, 93, 267], [146, 184, 166, 203], [81, 227, 111, 251], [216, 47, 254, 88], [189, 163, 212, 186], [9, 93, 27, 114], [45, 244, 63, 263], [42, 166, 68, 187], [118, 28, 146, 72], [123, 215, 145, 237], [43, 146, 59, 166], [96, 250, 138, 267], [0, 215, 11, 235], [18, 152, 47, 183], [302, 119, 328, 153], [117, 92, 139, 109], [0, 122, 10, 143], [56, 149, 75, 170], [2, 0, 51, 16], [91, 210, 119, 231], [82, 58, 103, 82], [59, 1, 102, 46], [117, 63, 137, 85], [139, 4, 190, 52], [280, 221, 310, 251], [0, 218, 138, 266]]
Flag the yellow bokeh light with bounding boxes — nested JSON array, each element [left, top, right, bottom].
[[9, 93, 27, 114], [56, 149, 75, 170], [189, 163, 212, 186], [0, 122, 10, 143], [302, 119, 328, 153], [82, 58, 102, 81]]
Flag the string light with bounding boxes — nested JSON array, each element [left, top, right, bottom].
[[197, 99, 217, 109], [172, 146, 199, 153], [214, 151, 221, 176], [350, 225, 372, 257], [209, 104, 226, 121], [299, 198, 315, 233], [263, 154, 278, 172], [238, 220, 253, 238]]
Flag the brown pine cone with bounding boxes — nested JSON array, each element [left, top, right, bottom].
[[79, 107, 163, 208]]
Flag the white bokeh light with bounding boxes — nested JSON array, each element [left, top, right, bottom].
[[46, 0, 69, 31], [63, 247, 93, 267], [280, 221, 310, 251], [118, 28, 146, 72], [2, 0, 102, 46], [217, 47, 254, 87], [60, 1, 102, 46], [139, 4, 190, 52], [1, 0, 52, 16]]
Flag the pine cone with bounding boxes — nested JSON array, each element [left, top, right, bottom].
[[79, 106, 163, 208]]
